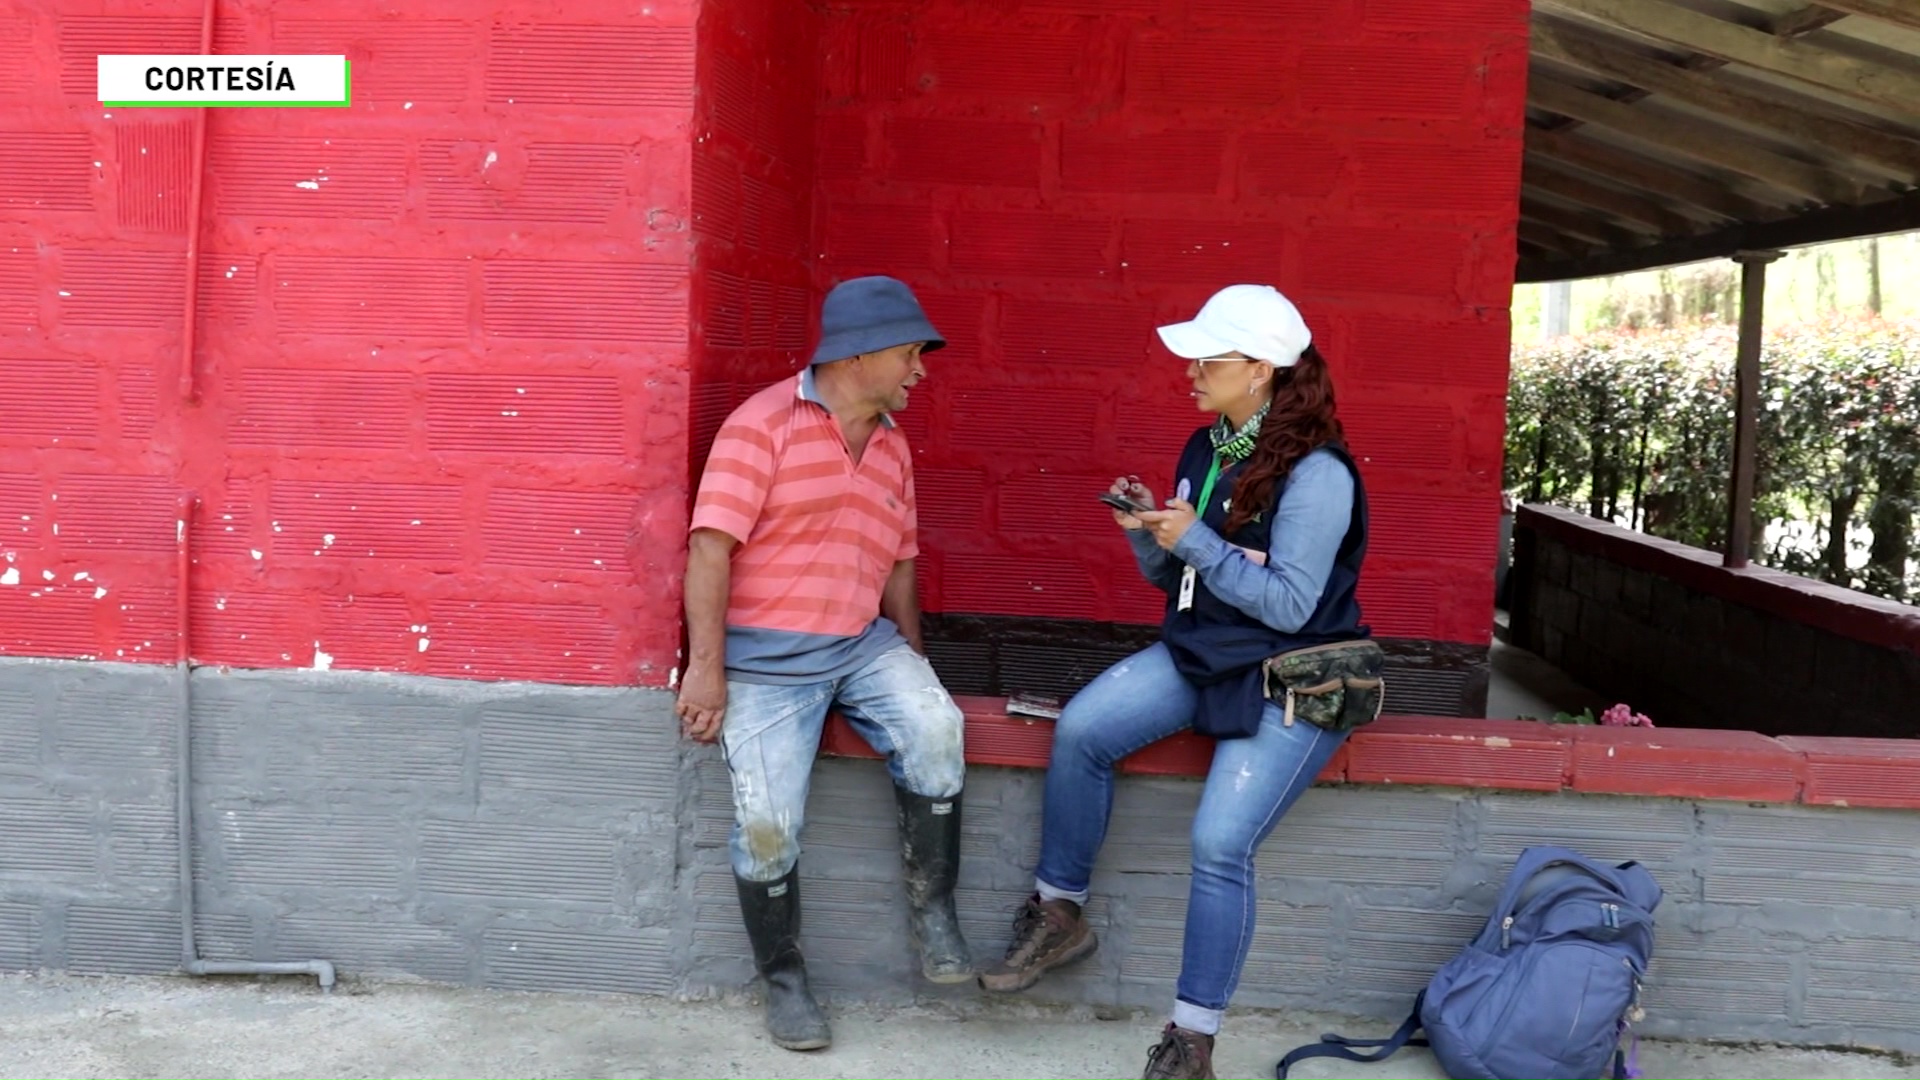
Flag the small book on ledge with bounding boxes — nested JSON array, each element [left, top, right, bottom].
[[1005, 691, 1064, 721]]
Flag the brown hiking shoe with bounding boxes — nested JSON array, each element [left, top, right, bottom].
[[1142, 1024, 1216, 1080], [977, 894, 1097, 993]]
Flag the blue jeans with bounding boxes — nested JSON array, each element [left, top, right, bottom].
[[720, 643, 966, 882], [1034, 642, 1345, 1029]]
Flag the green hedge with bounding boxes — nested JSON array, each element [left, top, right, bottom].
[[1505, 320, 1920, 602]]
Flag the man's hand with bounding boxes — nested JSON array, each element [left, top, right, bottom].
[[679, 528, 735, 743], [1135, 498, 1199, 551], [675, 662, 727, 742]]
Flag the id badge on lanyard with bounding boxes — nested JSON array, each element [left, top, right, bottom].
[[1176, 456, 1225, 613]]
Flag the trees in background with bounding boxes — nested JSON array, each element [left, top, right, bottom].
[[1506, 320, 1920, 602]]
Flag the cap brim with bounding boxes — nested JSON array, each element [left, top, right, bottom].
[[1156, 320, 1238, 360]]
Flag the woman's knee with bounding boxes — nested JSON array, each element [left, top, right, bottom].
[[1049, 698, 1113, 766], [1189, 816, 1256, 879]]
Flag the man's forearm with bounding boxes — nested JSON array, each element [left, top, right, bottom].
[[880, 559, 923, 653], [683, 537, 732, 668]]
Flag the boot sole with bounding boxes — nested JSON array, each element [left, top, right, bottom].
[[772, 1034, 832, 1052], [977, 929, 1098, 993]]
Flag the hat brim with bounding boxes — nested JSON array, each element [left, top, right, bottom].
[[811, 319, 947, 366], [1155, 320, 1239, 360]]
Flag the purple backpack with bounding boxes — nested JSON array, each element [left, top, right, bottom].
[[1278, 846, 1662, 1080]]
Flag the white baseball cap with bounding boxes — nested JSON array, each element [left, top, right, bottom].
[[1155, 284, 1312, 367]]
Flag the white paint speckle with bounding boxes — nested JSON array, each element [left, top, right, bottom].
[[500, 409, 519, 417], [215, 597, 226, 610], [41, 569, 54, 581], [417, 638, 430, 653], [0, 568, 17, 586], [58, 290, 71, 297], [516, 387, 526, 394], [483, 150, 498, 171], [250, 549, 263, 561], [73, 572, 90, 581], [295, 180, 321, 190], [94, 586, 107, 599], [312, 644, 333, 671], [404, 101, 413, 109], [322, 533, 335, 547], [668, 667, 680, 689]]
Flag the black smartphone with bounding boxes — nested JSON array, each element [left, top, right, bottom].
[[1099, 492, 1152, 515]]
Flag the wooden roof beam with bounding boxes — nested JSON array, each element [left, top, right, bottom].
[[1518, 238, 1562, 262], [1519, 220, 1589, 256], [1812, 0, 1920, 33], [1516, 187, 1920, 282], [1522, 159, 1694, 234], [1526, 127, 1785, 222], [1526, 184, 1667, 236], [1521, 197, 1643, 248], [1530, 76, 1863, 203], [1769, 5, 1852, 37], [1543, 0, 1920, 114], [1534, 20, 1920, 179]]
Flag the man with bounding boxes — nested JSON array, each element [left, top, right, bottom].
[[676, 275, 972, 1051]]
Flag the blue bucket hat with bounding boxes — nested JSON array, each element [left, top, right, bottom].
[[810, 276, 946, 366]]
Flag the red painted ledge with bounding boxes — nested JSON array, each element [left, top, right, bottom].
[[821, 698, 1920, 810]]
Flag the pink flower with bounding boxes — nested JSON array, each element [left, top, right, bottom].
[[1600, 703, 1655, 728]]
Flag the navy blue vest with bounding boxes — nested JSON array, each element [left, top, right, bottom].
[[1161, 427, 1370, 739]]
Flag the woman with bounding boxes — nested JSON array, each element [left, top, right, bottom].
[[978, 284, 1373, 1080]]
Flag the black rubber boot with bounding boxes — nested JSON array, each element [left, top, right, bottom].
[[735, 869, 831, 1051], [894, 787, 974, 983]]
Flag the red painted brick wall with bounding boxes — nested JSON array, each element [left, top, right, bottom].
[[0, 1, 694, 686], [812, 0, 1528, 643], [688, 0, 820, 468], [2, 0, 1526, 691]]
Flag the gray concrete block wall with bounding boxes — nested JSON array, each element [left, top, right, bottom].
[[1511, 528, 1919, 737], [1, 657, 1918, 1054]]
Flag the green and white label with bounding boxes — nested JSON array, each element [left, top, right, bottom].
[[97, 55, 349, 107]]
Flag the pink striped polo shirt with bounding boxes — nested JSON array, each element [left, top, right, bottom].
[[691, 371, 918, 641]]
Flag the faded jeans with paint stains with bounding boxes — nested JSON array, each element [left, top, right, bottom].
[[1033, 642, 1345, 1034], [720, 642, 967, 882]]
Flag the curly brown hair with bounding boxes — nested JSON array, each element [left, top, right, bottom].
[[1222, 344, 1344, 534]]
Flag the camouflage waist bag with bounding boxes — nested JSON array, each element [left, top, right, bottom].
[[1260, 639, 1386, 732]]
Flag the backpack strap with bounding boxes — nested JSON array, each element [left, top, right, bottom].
[[1274, 992, 1429, 1079]]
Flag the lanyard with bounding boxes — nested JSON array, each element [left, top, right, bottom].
[[1192, 456, 1225, 520], [1176, 456, 1226, 614]]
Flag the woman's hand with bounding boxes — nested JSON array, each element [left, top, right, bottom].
[[1135, 498, 1198, 551], [1109, 476, 1156, 530]]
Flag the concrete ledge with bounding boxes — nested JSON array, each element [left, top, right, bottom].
[[1509, 505, 1919, 739], [1518, 504, 1920, 655], [4, 657, 1918, 1056], [825, 698, 1920, 809]]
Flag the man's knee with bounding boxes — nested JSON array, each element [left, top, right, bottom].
[[733, 812, 803, 882], [902, 687, 966, 798]]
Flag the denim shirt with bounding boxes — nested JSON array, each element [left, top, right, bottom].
[[1126, 447, 1355, 634]]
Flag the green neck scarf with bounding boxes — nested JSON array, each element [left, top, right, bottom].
[[1209, 400, 1269, 463]]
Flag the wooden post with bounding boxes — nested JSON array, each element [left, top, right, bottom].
[[1727, 250, 1783, 568]]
